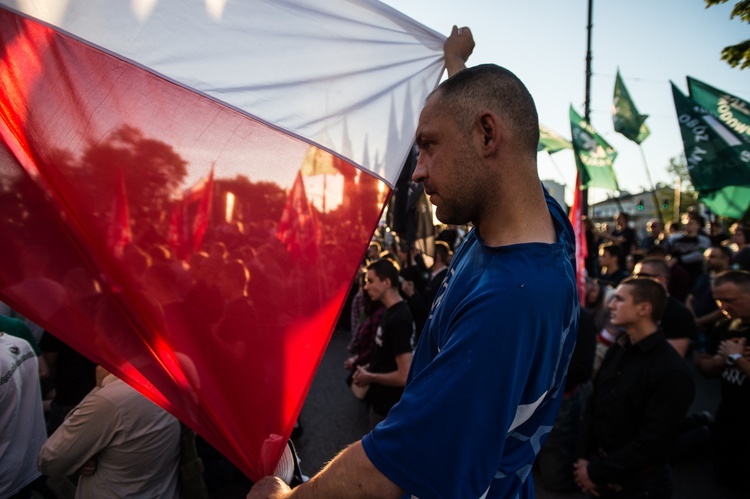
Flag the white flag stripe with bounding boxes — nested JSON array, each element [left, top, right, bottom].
[[3, 0, 445, 185]]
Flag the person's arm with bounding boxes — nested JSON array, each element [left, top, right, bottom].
[[247, 441, 403, 498], [573, 459, 600, 497], [37, 385, 118, 477], [695, 351, 726, 378], [694, 309, 725, 330], [718, 339, 750, 378], [443, 26, 474, 77], [353, 352, 412, 388]]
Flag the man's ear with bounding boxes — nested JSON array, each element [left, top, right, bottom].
[[477, 111, 502, 155], [637, 301, 652, 318]]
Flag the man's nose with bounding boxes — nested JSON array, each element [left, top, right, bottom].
[[412, 157, 426, 183]]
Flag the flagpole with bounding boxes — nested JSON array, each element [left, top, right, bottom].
[[582, 0, 593, 217], [637, 144, 664, 226]]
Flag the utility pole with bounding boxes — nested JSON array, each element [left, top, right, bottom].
[[582, 0, 593, 218]]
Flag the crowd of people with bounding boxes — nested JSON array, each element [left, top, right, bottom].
[[532, 209, 750, 497], [3, 23, 750, 499]]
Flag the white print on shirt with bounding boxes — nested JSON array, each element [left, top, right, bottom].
[[374, 325, 383, 347], [722, 367, 746, 386], [429, 268, 454, 320]]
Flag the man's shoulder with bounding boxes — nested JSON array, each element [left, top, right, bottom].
[[383, 301, 414, 326]]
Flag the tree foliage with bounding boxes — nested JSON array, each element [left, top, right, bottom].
[[706, 0, 750, 69]]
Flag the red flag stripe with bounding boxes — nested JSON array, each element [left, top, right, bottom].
[[0, 8, 392, 479]]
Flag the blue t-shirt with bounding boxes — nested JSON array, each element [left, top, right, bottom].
[[362, 191, 579, 498]]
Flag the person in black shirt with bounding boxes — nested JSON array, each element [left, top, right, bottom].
[[695, 270, 750, 494], [633, 258, 696, 358], [574, 277, 695, 498], [401, 241, 451, 340], [598, 243, 630, 286], [600, 212, 637, 257], [353, 259, 415, 428]]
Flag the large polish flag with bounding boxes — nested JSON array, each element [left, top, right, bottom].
[[0, 0, 444, 480]]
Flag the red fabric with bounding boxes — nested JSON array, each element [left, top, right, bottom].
[[276, 171, 320, 264], [0, 9, 389, 480], [569, 173, 588, 306], [106, 167, 133, 258]]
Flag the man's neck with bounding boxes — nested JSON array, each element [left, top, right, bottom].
[[474, 174, 555, 247], [625, 322, 658, 344], [381, 289, 403, 309]]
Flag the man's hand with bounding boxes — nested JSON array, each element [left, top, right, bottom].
[[444, 25, 474, 77], [246, 476, 291, 499], [352, 365, 373, 387], [343, 356, 356, 371], [719, 337, 746, 357], [573, 459, 599, 497]]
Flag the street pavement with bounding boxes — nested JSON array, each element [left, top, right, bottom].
[[293, 328, 744, 499]]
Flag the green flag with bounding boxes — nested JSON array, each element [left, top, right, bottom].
[[701, 185, 750, 220], [538, 124, 572, 154], [672, 82, 750, 218], [613, 70, 650, 144], [569, 105, 619, 191], [687, 77, 750, 218], [688, 76, 750, 145]]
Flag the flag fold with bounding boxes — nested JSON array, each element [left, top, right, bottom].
[[570, 105, 619, 191], [613, 70, 650, 144], [0, 0, 445, 480]]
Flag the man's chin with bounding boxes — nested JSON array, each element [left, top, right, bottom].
[[435, 207, 467, 226]]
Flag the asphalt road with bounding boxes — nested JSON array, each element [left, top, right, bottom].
[[293, 328, 745, 499]]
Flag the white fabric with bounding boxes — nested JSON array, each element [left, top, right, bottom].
[[0, 333, 46, 496], [3, 0, 446, 186]]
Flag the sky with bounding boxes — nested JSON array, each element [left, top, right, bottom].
[[382, 0, 750, 206]]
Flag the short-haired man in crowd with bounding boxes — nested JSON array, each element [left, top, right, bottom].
[[353, 259, 415, 428], [695, 270, 750, 494], [686, 246, 732, 342], [632, 257, 696, 357], [248, 26, 578, 498], [400, 240, 452, 339], [574, 278, 695, 498]]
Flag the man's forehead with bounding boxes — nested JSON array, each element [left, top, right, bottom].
[[713, 282, 748, 301], [613, 285, 632, 300]]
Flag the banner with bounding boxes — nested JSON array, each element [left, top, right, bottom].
[[672, 83, 750, 218], [538, 124, 572, 154], [0, 0, 445, 480], [613, 69, 650, 144], [688, 76, 750, 145], [569, 105, 619, 191]]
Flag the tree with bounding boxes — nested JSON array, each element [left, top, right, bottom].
[[706, 0, 750, 69]]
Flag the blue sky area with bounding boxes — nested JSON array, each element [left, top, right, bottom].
[[383, 0, 750, 206]]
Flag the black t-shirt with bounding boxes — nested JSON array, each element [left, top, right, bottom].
[[367, 300, 414, 415], [706, 318, 750, 426], [660, 296, 696, 340], [612, 227, 636, 256]]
